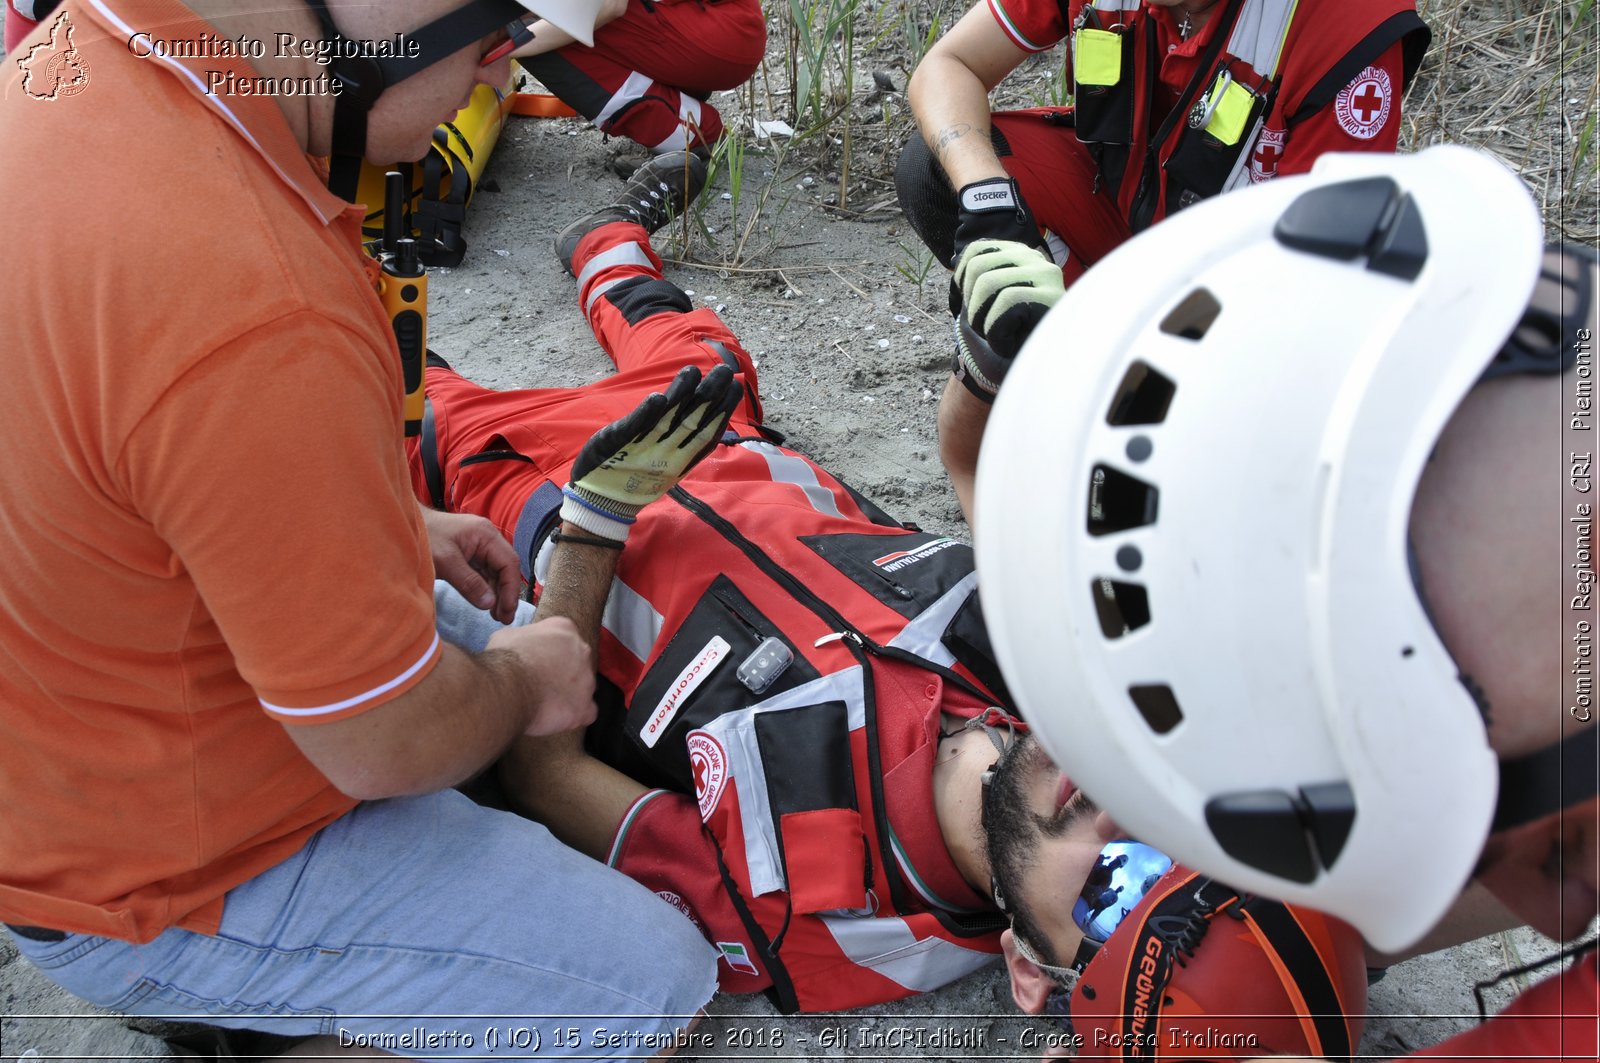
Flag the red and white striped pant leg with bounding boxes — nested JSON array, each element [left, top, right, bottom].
[[522, 50, 724, 154], [568, 223, 765, 427], [520, 0, 763, 155]]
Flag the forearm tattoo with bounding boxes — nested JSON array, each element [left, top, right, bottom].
[[932, 123, 972, 161]]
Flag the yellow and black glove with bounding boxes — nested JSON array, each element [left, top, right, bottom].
[[950, 239, 1066, 402], [560, 364, 743, 541]]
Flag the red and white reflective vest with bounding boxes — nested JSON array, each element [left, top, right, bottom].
[[530, 437, 1014, 1012], [1061, 0, 1429, 228]]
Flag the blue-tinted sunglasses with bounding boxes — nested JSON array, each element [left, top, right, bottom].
[[1011, 840, 1173, 1001]]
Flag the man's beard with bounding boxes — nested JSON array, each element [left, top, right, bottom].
[[982, 732, 1099, 961]]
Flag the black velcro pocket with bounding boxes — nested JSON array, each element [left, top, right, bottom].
[[802, 531, 973, 620], [627, 575, 817, 788], [1073, 29, 1136, 145], [942, 590, 1015, 709], [1163, 94, 1267, 205], [755, 702, 869, 914]]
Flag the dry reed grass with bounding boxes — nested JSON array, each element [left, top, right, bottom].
[[1400, 0, 1595, 239]]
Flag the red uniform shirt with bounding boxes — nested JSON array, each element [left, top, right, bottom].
[[983, 0, 1427, 243], [1415, 950, 1598, 1062]]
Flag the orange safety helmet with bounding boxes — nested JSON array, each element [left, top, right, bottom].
[[1063, 865, 1368, 1060]]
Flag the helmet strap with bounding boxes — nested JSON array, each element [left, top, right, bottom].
[[1479, 243, 1596, 382], [1491, 723, 1599, 832], [301, 0, 527, 202]]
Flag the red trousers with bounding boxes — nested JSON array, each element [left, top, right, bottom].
[[520, 0, 767, 152], [409, 223, 764, 552]]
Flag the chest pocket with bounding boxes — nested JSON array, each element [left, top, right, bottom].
[[802, 531, 972, 619], [752, 699, 869, 914], [1073, 24, 1137, 145], [628, 574, 819, 789]]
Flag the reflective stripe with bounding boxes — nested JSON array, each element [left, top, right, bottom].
[[585, 277, 632, 317], [260, 633, 440, 718], [602, 581, 665, 662], [649, 95, 703, 153], [1228, 0, 1300, 77], [885, 572, 978, 669], [817, 916, 998, 993], [703, 667, 868, 897], [739, 440, 844, 518], [535, 537, 662, 661], [593, 69, 657, 131], [577, 241, 654, 297]]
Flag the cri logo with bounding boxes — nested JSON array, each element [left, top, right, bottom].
[[18, 11, 91, 102]]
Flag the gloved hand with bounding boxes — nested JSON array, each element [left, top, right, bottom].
[[953, 238, 1066, 371], [560, 364, 743, 540], [951, 176, 1047, 264], [950, 312, 1008, 403]]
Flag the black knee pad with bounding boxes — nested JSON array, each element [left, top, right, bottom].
[[602, 277, 694, 325], [895, 135, 960, 269]]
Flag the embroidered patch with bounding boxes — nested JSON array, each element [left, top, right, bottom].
[[639, 635, 730, 749], [872, 536, 958, 573], [1334, 66, 1392, 140], [687, 730, 729, 820], [1249, 126, 1287, 183], [717, 940, 761, 976], [655, 890, 702, 931]]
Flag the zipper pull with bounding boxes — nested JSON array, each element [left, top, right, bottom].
[[814, 631, 863, 648], [869, 568, 916, 601]]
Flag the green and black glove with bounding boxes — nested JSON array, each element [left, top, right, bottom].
[[944, 178, 1063, 400], [952, 237, 1065, 397], [561, 364, 743, 541]]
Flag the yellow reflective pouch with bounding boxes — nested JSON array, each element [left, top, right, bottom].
[[1204, 77, 1255, 146], [1074, 28, 1123, 87]]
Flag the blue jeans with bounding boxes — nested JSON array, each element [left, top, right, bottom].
[[9, 791, 716, 1060]]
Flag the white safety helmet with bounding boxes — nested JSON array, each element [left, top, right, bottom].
[[511, 0, 600, 45], [973, 146, 1544, 952]]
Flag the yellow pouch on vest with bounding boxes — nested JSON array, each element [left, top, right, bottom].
[[1202, 76, 1256, 146], [1074, 28, 1124, 87]]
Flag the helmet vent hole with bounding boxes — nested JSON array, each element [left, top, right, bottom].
[[1088, 464, 1159, 536], [1128, 684, 1183, 734], [1091, 578, 1150, 638], [1158, 288, 1221, 340], [1106, 362, 1176, 426]]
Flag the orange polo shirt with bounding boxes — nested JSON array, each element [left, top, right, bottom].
[[0, 0, 441, 942]]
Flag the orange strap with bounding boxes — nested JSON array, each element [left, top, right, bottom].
[[509, 92, 579, 118]]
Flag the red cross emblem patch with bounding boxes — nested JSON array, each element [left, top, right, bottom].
[[1250, 126, 1287, 182], [687, 730, 728, 820], [1334, 66, 1392, 140]]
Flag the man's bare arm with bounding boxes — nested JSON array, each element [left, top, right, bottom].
[[908, 3, 1032, 188], [499, 524, 653, 859], [284, 613, 596, 801]]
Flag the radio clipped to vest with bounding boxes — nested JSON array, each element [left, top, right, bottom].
[[372, 170, 428, 438]]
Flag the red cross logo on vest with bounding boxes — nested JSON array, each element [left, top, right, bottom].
[[1334, 66, 1393, 140], [687, 730, 728, 820], [1250, 126, 1286, 183]]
